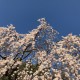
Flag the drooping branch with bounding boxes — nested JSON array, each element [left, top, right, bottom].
[[0, 54, 7, 59]]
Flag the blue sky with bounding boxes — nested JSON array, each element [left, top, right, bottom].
[[0, 0, 80, 37]]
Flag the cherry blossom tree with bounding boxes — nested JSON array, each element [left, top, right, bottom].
[[0, 18, 80, 80]]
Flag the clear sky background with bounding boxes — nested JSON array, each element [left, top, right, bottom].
[[0, 0, 80, 38]]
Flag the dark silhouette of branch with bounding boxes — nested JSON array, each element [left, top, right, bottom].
[[0, 54, 7, 59]]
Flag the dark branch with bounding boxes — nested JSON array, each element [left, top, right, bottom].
[[0, 54, 7, 59]]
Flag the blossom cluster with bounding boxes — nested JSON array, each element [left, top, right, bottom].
[[0, 18, 80, 80]]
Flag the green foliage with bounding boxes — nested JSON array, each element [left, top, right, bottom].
[[27, 64, 39, 75], [0, 76, 9, 80]]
